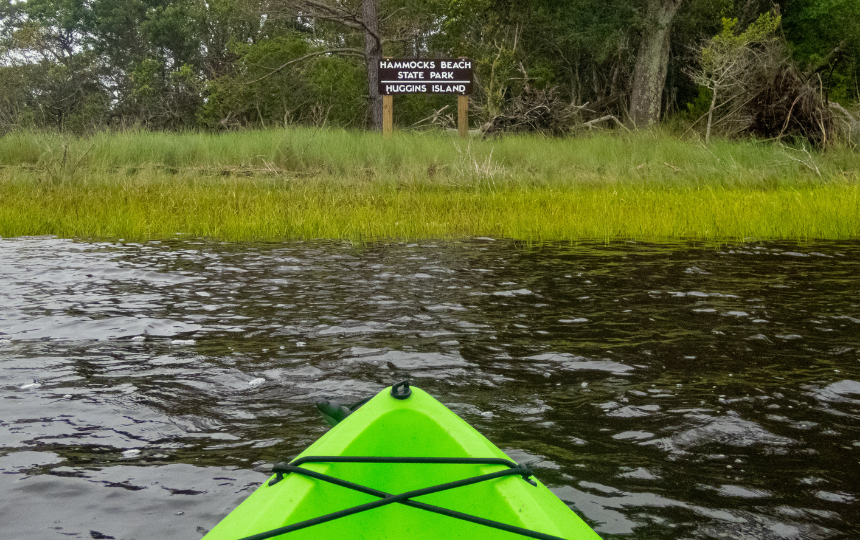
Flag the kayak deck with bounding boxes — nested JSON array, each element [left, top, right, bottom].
[[203, 385, 601, 540]]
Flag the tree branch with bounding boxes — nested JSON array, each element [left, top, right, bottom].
[[244, 48, 364, 85], [290, 0, 382, 49]]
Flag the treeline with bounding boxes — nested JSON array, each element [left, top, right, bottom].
[[1, 0, 858, 142]]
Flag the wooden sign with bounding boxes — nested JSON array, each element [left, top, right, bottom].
[[378, 58, 473, 95]]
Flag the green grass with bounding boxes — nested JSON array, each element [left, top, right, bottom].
[[1, 128, 858, 242]]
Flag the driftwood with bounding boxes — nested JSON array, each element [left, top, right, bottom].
[[483, 86, 574, 136], [409, 105, 454, 130], [829, 102, 859, 143], [583, 115, 630, 131], [483, 85, 630, 137]]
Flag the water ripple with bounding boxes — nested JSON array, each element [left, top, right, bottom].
[[1, 237, 859, 539]]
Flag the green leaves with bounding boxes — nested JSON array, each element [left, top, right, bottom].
[[702, 12, 781, 72], [782, 0, 860, 103], [0, 0, 856, 133]]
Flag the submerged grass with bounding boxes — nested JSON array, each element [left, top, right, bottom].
[[1, 128, 858, 242]]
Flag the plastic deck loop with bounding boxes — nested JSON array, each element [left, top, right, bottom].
[[242, 456, 567, 540], [390, 380, 412, 400]]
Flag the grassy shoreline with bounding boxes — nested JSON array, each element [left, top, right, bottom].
[[1, 129, 858, 242]]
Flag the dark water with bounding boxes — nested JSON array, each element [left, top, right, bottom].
[[1, 237, 859, 540]]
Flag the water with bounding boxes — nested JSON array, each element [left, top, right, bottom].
[[1, 237, 858, 539]]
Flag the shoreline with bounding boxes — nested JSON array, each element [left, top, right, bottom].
[[1, 129, 858, 242]]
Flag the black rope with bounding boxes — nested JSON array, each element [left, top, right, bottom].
[[257, 463, 566, 540], [240, 458, 568, 540], [268, 456, 526, 486]]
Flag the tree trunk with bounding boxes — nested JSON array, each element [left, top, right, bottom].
[[629, 0, 683, 128], [705, 85, 717, 144], [363, 0, 382, 130]]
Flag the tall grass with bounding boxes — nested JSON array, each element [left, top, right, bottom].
[[1, 128, 858, 241]]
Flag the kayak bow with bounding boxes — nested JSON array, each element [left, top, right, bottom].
[[203, 382, 602, 540]]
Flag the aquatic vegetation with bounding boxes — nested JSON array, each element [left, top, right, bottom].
[[0, 128, 858, 242]]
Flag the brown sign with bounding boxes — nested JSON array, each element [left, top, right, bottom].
[[378, 58, 473, 95]]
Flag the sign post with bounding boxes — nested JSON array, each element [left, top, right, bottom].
[[458, 95, 468, 138], [378, 58, 473, 138], [383, 95, 393, 138]]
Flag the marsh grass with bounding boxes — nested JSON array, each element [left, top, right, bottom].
[[1, 128, 858, 242]]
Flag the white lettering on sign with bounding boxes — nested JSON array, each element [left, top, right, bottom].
[[378, 58, 472, 94], [380, 60, 437, 70], [385, 84, 429, 93], [431, 84, 467, 93], [440, 60, 472, 69]]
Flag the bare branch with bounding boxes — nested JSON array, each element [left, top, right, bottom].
[[380, 7, 407, 23], [244, 48, 364, 85], [284, 0, 382, 49], [583, 114, 630, 132]]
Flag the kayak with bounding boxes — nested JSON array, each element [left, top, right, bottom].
[[203, 382, 602, 540]]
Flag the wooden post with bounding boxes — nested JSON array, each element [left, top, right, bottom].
[[383, 95, 393, 138], [458, 95, 469, 138]]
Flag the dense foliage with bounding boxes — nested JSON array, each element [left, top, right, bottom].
[[0, 0, 858, 137]]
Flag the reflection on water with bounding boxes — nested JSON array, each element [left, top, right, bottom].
[[1, 237, 858, 539]]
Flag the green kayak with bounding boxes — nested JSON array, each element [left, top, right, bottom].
[[203, 382, 602, 540]]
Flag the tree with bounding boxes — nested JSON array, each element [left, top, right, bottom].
[[688, 12, 781, 143], [199, 33, 368, 128], [261, 0, 447, 129], [780, 0, 860, 104], [362, 0, 382, 129], [1, 0, 856, 133], [629, 0, 683, 128], [261, 0, 386, 129], [0, 0, 109, 131]]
